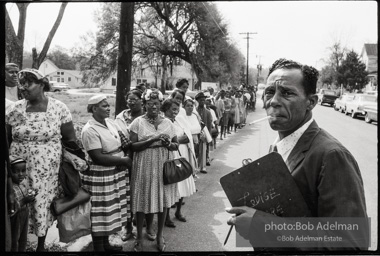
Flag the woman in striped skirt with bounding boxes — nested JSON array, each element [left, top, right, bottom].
[[81, 95, 132, 252]]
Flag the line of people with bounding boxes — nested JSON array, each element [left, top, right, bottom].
[[4, 70, 248, 252]]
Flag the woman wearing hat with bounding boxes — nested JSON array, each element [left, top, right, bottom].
[[129, 89, 179, 252], [5, 68, 78, 251], [81, 95, 132, 251]]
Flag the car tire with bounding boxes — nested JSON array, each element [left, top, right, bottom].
[[365, 113, 372, 123]]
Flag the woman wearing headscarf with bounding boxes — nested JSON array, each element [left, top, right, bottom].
[[81, 95, 132, 252], [165, 93, 197, 226], [129, 89, 179, 252], [6, 68, 77, 251]]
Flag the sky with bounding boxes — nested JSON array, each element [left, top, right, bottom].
[[6, 1, 378, 70]]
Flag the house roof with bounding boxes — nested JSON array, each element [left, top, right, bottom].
[[46, 69, 82, 78], [362, 44, 378, 57], [43, 59, 60, 70]]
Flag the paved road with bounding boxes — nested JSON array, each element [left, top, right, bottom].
[[40, 99, 377, 252]]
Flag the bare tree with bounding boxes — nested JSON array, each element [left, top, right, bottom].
[[32, 3, 68, 68], [5, 3, 29, 68]]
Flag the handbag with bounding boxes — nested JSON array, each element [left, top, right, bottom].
[[50, 187, 91, 216], [163, 150, 193, 185], [211, 127, 219, 138], [57, 200, 91, 243]]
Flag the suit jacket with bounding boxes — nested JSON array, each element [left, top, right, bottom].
[[249, 120, 368, 251]]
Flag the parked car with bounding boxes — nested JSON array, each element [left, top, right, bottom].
[[363, 105, 377, 123], [49, 81, 70, 92], [345, 94, 377, 118], [333, 94, 354, 113], [317, 89, 339, 106]]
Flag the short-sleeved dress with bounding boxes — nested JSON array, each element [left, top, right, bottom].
[[81, 117, 130, 236], [172, 119, 196, 197], [6, 97, 71, 236], [130, 116, 179, 213]]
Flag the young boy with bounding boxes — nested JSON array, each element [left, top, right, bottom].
[[10, 158, 36, 252]]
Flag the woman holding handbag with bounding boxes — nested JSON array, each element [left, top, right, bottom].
[[81, 95, 132, 252], [129, 89, 180, 252], [162, 98, 197, 227]]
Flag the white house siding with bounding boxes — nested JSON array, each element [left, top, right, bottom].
[[100, 62, 196, 92]]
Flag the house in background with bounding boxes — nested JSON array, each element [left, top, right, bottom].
[[100, 58, 197, 93], [361, 43, 378, 91], [38, 59, 84, 88]]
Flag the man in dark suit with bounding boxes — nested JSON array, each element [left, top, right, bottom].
[[226, 58, 368, 250]]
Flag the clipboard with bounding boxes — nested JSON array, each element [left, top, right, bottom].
[[220, 152, 309, 217]]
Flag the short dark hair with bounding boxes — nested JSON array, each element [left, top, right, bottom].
[[161, 98, 180, 112], [175, 78, 189, 89], [171, 89, 186, 102], [125, 89, 143, 101], [267, 58, 319, 96]]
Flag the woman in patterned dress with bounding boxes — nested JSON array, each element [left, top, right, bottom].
[[129, 89, 180, 252], [115, 89, 145, 241], [5, 69, 78, 251], [161, 98, 197, 227], [81, 95, 132, 252]]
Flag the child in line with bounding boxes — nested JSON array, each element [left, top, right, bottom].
[[10, 158, 36, 252]]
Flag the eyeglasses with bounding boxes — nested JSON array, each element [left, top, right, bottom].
[[17, 81, 35, 90], [145, 102, 160, 107]]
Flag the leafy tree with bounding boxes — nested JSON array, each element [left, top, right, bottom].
[[6, 3, 68, 69], [47, 46, 77, 70], [75, 2, 245, 89], [336, 50, 369, 91], [319, 65, 336, 87]]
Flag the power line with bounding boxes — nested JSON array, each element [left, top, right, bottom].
[[201, 2, 228, 38], [239, 32, 257, 86]]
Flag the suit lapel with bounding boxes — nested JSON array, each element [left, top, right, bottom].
[[286, 121, 320, 173]]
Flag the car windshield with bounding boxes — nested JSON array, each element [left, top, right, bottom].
[[324, 91, 336, 95]]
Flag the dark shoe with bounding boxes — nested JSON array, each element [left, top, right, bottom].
[[134, 240, 143, 252], [171, 204, 176, 208], [165, 220, 176, 228], [104, 244, 123, 252], [175, 213, 187, 222], [157, 238, 166, 252], [146, 232, 157, 241], [206, 161, 211, 166], [200, 169, 207, 174]]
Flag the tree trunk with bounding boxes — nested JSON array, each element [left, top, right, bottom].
[[160, 55, 167, 94], [32, 2, 68, 69], [5, 3, 29, 68], [115, 2, 134, 116]]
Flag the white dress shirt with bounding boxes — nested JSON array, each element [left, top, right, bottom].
[[271, 118, 314, 164]]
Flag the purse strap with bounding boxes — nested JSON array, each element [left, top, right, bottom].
[[167, 148, 182, 160]]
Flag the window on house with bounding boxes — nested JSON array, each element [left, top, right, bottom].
[[57, 72, 60, 75], [61, 72, 64, 75], [61, 78, 64, 82], [137, 79, 141, 84], [50, 77, 53, 81], [68, 77, 71, 82], [57, 78, 61, 82], [112, 78, 117, 86]]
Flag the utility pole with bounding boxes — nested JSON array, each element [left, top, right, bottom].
[[115, 2, 134, 116], [256, 55, 262, 87], [239, 32, 257, 87]]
